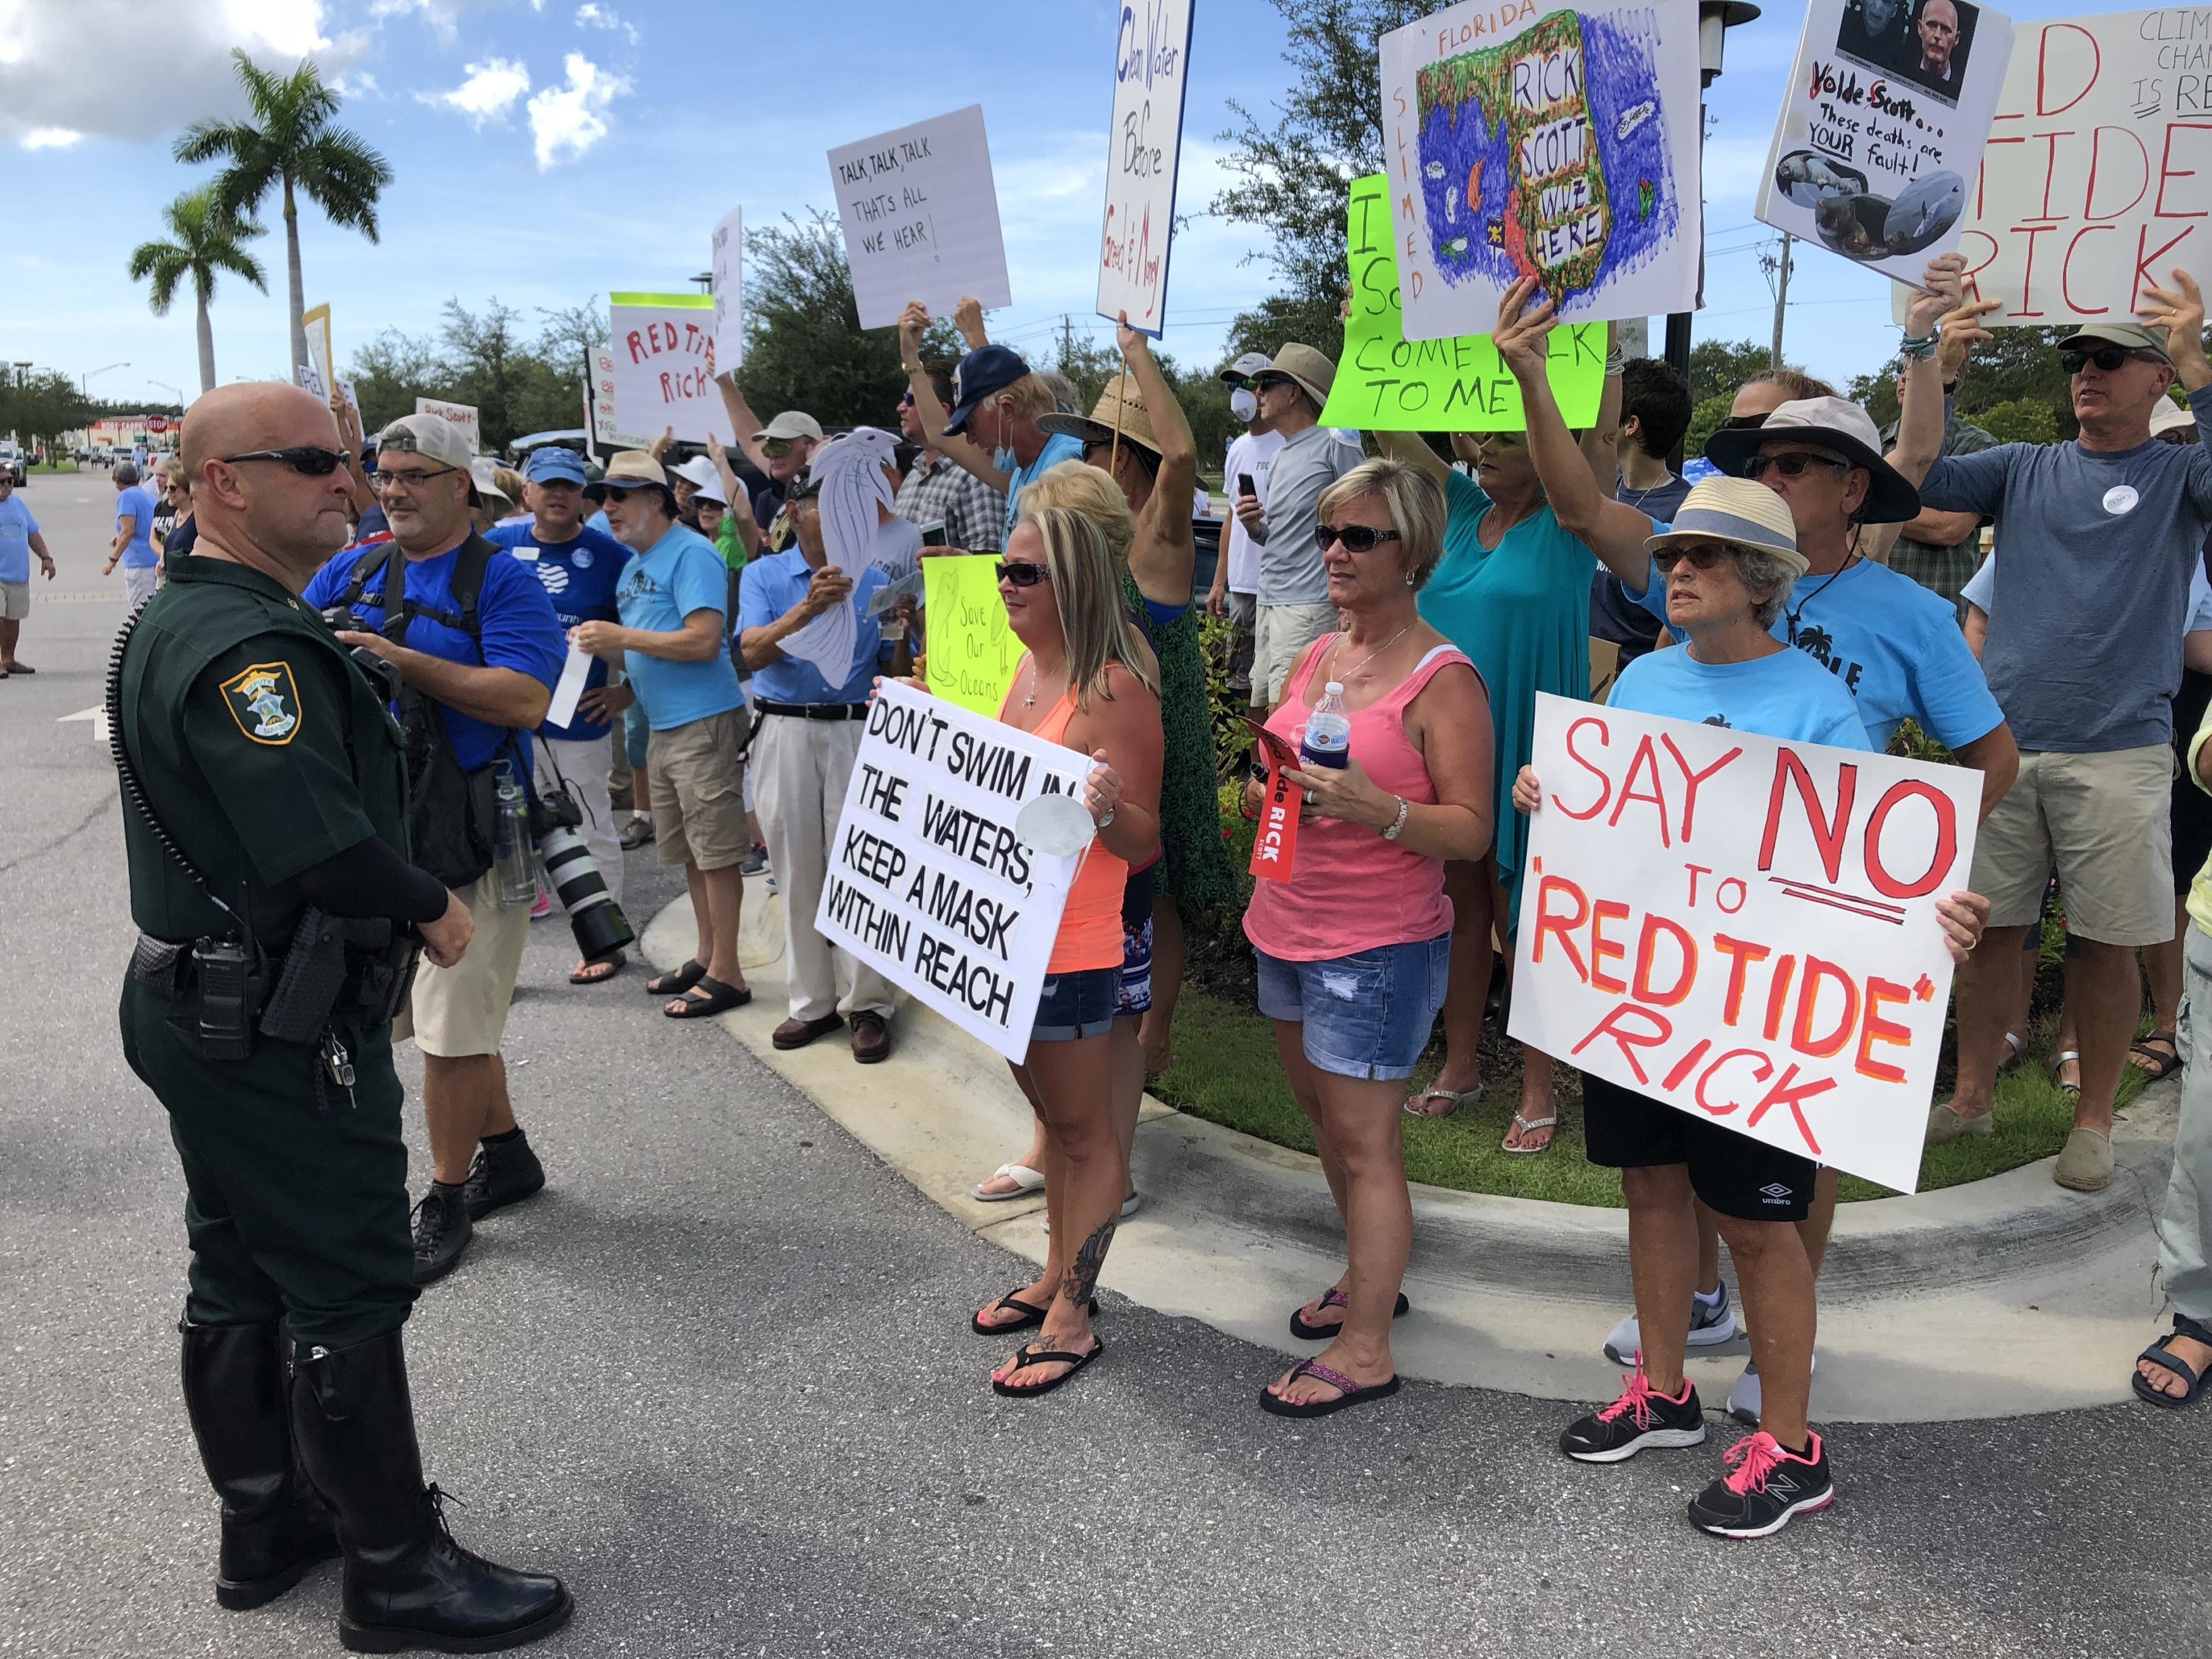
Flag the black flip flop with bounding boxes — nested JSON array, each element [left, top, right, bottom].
[[647, 959, 705, 997], [1259, 1358, 1402, 1419], [569, 950, 626, 986], [2133, 1323, 2211, 1409], [664, 976, 751, 1019], [1288, 1287, 1410, 1340], [971, 1291, 1099, 1336], [992, 1338, 1104, 1398]]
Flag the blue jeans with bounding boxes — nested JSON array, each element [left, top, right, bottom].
[[1255, 932, 1452, 1081]]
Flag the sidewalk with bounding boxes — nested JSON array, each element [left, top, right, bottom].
[[648, 887, 2176, 1423]]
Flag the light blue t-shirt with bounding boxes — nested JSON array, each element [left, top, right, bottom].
[[1610, 643, 1875, 753], [1004, 433, 1085, 534], [1633, 554, 2002, 752], [0, 495, 39, 585], [614, 523, 743, 732], [737, 546, 891, 705], [116, 486, 158, 568]]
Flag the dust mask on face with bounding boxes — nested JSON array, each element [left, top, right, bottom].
[[1231, 387, 1258, 422]]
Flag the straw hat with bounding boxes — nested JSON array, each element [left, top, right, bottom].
[[1036, 374, 1164, 456], [1644, 475, 1808, 579]]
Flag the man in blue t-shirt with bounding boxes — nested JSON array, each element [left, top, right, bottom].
[[488, 444, 635, 985], [106, 462, 161, 611], [896, 310, 1079, 540], [305, 412, 564, 1287], [0, 470, 56, 674]]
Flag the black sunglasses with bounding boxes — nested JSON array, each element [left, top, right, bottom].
[[1315, 523, 1402, 553], [221, 446, 351, 477], [1718, 413, 1768, 431], [1744, 452, 1850, 482], [2061, 346, 2152, 375], [995, 560, 1051, 587], [1652, 544, 1734, 574]]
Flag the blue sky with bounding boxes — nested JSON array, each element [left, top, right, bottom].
[[0, 0, 2107, 413]]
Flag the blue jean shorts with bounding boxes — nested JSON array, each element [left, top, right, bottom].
[[1255, 932, 1452, 1081], [1031, 966, 1120, 1043]]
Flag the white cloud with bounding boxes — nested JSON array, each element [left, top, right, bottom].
[[366, 0, 473, 47], [526, 51, 629, 169], [329, 69, 379, 99], [422, 58, 530, 125], [21, 126, 83, 150], [574, 3, 636, 43]]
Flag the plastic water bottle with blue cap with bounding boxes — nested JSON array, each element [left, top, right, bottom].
[[1300, 683, 1351, 769]]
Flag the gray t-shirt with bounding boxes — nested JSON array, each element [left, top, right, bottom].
[[1251, 423, 1360, 606], [1919, 380, 2212, 752]]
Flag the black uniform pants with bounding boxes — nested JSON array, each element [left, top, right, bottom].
[[120, 979, 418, 1349]]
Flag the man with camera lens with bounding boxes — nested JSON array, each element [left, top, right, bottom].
[[487, 446, 636, 986], [304, 413, 566, 1285], [116, 382, 572, 1652]]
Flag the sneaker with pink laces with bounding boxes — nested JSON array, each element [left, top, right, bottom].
[[1559, 1360, 1708, 1463], [1686, 1430, 1835, 1538]]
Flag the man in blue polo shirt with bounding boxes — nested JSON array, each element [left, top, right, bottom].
[[106, 461, 162, 610], [489, 446, 635, 985], [306, 412, 565, 1286]]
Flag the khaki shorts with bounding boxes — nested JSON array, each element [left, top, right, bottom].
[[0, 581, 27, 621], [1971, 745, 2175, 946], [394, 872, 531, 1057], [1253, 600, 1339, 707], [648, 707, 751, 872]]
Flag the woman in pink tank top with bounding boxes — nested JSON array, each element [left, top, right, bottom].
[[1239, 458, 1495, 1419]]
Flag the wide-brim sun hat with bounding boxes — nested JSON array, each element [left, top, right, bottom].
[[584, 449, 674, 504], [2150, 400, 2197, 437], [1644, 475, 1809, 581], [1263, 343, 1337, 408], [1036, 374, 1163, 455], [1705, 395, 1921, 525]]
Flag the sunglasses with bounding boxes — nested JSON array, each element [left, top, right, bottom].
[[1315, 523, 1402, 554], [995, 560, 1051, 587], [897, 391, 916, 408], [372, 463, 459, 490], [2061, 346, 2153, 375], [762, 439, 796, 459], [1743, 452, 1849, 482], [222, 446, 351, 477], [1718, 413, 1768, 431], [1651, 544, 1735, 574]]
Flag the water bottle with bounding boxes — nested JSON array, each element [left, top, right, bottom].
[[491, 761, 537, 908], [1301, 683, 1352, 769]]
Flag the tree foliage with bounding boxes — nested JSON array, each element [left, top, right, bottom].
[[346, 301, 588, 453], [127, 187, 268, 318], [0, 374, 95, 453]]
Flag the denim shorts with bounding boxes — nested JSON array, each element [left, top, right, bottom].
[[1255, 932, 1452, 1081], [1031, 966, 1121, 1043]]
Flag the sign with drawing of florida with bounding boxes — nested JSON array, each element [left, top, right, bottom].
[[1380, 3, 1703, 339]]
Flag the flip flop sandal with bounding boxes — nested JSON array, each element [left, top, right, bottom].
[[1288, 1286, 1411, 1340], [569, 950, 626, 986], [2129, 1030, 2183, 1081], [2132, 1321, 2212, 1409], [971, 1290, 1098, 1335], [991, 1338, 1104, 1398], [647, 959, 705, 997], [1258, 1358, 1402, 1419], [1998, 1030, 2027, 1075], [1404, 1085, 1479, 1119], [2048, 1048, 2082, 1098], [1502, 1112, 1559, 1154], [971, 1162, 1046, 1202], [664, 976, 751, 1019]]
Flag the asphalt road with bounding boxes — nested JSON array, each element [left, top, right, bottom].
[[3, 478, 2208, 1658]]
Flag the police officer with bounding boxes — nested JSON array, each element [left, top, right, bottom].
[[116, 383, 572, 1653]]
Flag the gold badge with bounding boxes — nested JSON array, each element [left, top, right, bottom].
[[219, 661, 303, 746]]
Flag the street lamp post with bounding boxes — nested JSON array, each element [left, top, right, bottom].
[[83, 361, 130, 396], [147, 379, 183, 404]]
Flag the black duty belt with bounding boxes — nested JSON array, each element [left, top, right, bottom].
[[755, 699, 868, 721]]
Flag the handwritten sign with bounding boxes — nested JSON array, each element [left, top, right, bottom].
[[816, 681, 1088, 1061], [1509, 693, 1982, 1193], [1380, 1, 1705, 337], [608, 292, 733, 445], [1758, 0, 2015, 283], [1322, 174, 1607, 432], [923, 555, 1023, 718], [1950, 8, 2212, 324], [414, 397, 479, 453], [302, 303, 334, 399], [1096, 0, 1195, 336], [711, 205, 744, 374], [829, 107, 1014, 331]]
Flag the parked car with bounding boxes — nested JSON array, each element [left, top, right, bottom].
[[0, 442, 27, 487]]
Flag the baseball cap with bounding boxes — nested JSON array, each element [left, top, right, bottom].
[[2056, 321, 2171, 363], [942, 344, 1032, 437], [523, 446, 588, 485], [583, 449, 675, 506], [1219, 351, 1273, 386], [671, 455, 720, 490], [1706, 396, 1921, 525], [690, 475, 728, 506], [2151, 400, 2199, 437], [374, 413, 472, 476], [468, 457, 511, 506], [754, 410, 824, 444]]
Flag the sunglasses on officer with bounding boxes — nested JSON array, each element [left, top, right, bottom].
[[221, 446, 352, 477], [2061, 345, 2160, 375]]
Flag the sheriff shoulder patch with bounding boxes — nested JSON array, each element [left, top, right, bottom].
[[219, 661, 304, 746]]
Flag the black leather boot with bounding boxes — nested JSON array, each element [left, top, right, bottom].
[[178, 1318, 340, 1610], [290, 1328, 571, 1654], [461, 1129, 545, 1222]]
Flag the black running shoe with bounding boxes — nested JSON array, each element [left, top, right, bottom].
[[411, 1183, 473, 1285], [462, 1132, 545, 1222], [1560, 1364, 1708, 1462], [1687, 1431, 1835, 1539]]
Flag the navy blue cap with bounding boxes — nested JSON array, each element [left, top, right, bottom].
[[942, 344, 1031, 437], [524, 446, 588, 485]]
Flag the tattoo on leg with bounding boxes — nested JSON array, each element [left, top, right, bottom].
[[1058, 1216, 1118, 1310]]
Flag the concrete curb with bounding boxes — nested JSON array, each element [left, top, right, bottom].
[[647, 888, 2177, 1421]]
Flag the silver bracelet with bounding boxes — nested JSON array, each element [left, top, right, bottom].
[[1380, 796, 1411, 841]]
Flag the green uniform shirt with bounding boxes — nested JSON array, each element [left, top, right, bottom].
[[118, 554, 410, 954]]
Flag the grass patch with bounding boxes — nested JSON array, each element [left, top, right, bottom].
[[27, 461, 79, 473]]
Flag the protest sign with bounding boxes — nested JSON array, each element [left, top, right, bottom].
[[710, 205, 744, 374], [1758, 0, 2015, 284], [1379, 1, 1705, 337], [414, 397, 479, 453], [816, 681, 1090, 1062], [608, 292, 734, 445], [829, 107, 1014, 330], [1949, 8, 2212, 324], [302, 303, 334, 399], [923, 556, 1023, 718], [1095, 0, 1195, 336], [1508, 692, 1982, 1193], [1322, 174, 1608, 432], [1243, 719, 1304, 884], [588, 348, 618, 448]]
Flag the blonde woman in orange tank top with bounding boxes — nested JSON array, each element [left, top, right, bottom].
[[972, 506, 1163, 1398]]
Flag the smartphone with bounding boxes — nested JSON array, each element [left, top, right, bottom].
[[920, 523, 950, 547], [1237, 473, 1258, 497]]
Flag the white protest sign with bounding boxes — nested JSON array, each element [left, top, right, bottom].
[[829, 107, 1013, 330], [1509, 693, 1982, 1193], [302, 303, 334, 398], [608, 293, 732, 445], [1952, 8, 2212, 324], [1758, 0, 2015, 284], [1380, 1, 1705, 337], [815, 681, 1090, 1062], [710, 205, 744, 374], [414, 397, 479, 453], [294, 363, 328, 401], [1095, 0, 1195, 336]]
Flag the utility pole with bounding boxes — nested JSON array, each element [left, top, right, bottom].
[[1060, 313, 1074, 368], [1768, 233, 1794, 368]]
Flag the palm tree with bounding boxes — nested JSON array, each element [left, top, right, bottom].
[[127, 187, 269, 394], [173, 51, 392, 377]]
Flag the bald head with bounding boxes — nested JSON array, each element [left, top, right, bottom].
[[179, 382, 341, 478], [1918, 0, 1960, 71], [179, 382, 356, 591]]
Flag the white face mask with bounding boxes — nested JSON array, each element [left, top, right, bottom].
[[1231, 387, 1258, 422], [988, 404, 1018, 473]]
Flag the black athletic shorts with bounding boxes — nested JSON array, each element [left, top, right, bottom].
[[1581, 1073, 1818, 1223]]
